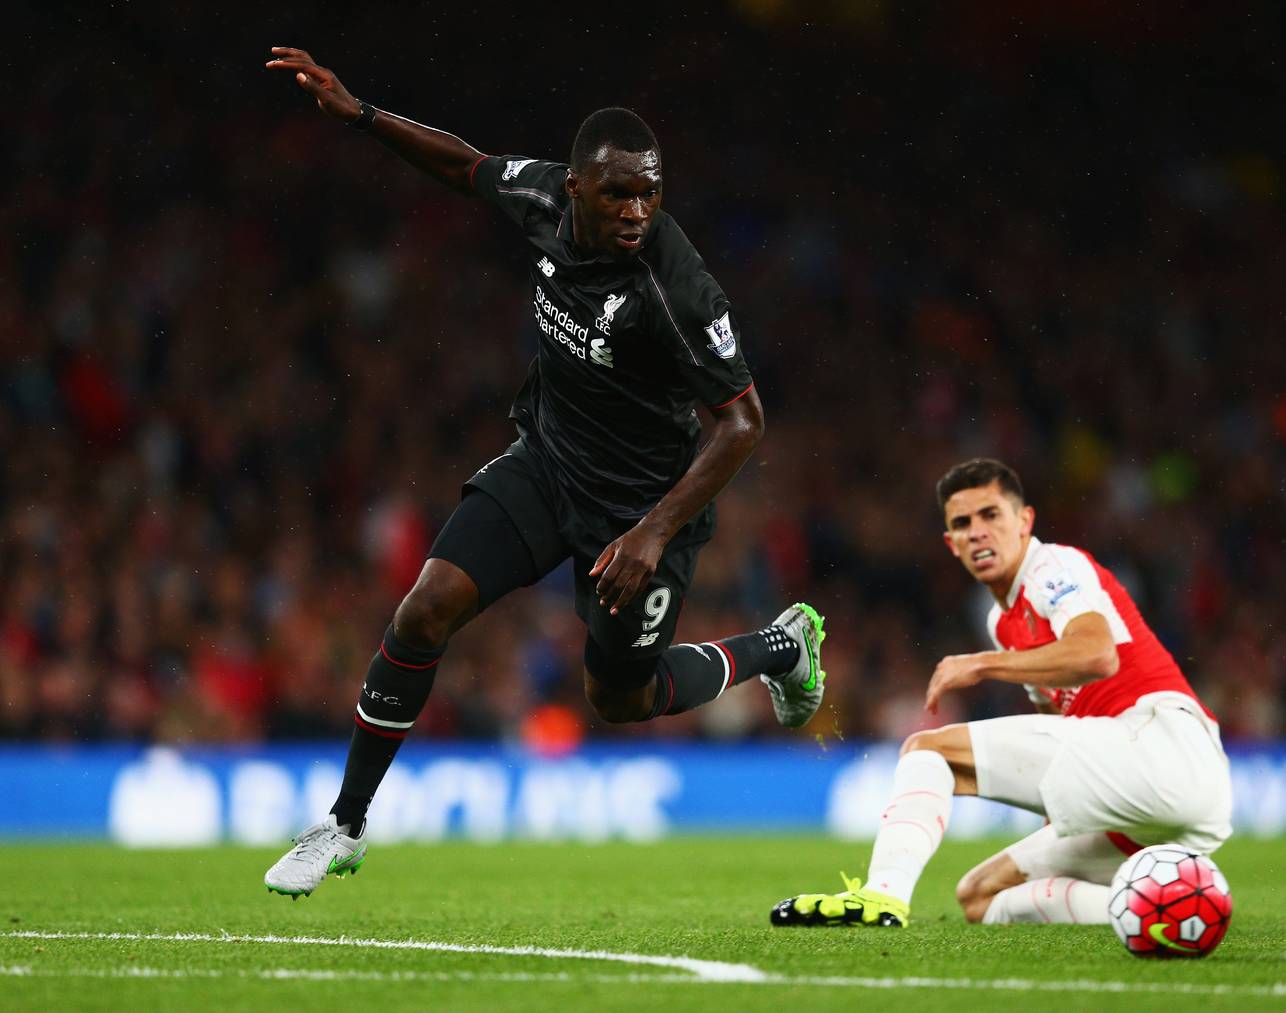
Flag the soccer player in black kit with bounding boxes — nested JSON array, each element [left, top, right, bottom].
[[263, 47, 827, 896]]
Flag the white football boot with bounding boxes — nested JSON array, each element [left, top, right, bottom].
[[760, 602, 827, 728], [264, 814, 367, 898]]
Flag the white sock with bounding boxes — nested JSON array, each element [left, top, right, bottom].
[[865, 749, 954, 904], [982, 877, 1111, 925]]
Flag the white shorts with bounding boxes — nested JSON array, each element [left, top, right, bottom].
[[968, 692, 1232, 856]]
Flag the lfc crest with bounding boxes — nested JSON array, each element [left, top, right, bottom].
[[596, 292, 627, 334]]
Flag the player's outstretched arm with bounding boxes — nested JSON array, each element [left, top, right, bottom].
[[924, 612, 1119, 713], [265, 47, 484, 193], [590, 390, 765, 614]]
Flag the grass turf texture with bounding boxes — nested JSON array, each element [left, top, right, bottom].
[[1, 837, 1282, 1012]]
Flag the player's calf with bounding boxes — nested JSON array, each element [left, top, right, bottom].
[[982, 877, 1111, 924]]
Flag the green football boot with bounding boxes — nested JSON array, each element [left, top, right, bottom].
[[760, 603, 826, 728], [770, 873, 910, 927]]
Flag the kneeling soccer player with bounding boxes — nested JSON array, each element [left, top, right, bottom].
[[261, 48, 827, 898], [772, 458, 1231, 928]]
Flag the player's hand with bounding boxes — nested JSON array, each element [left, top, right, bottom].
[[265, 47, 361, 122], [925, 652, 988, 714], [588, 526, 666, 616]]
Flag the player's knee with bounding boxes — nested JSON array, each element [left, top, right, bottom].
[[588, 699, 646, 724], [585, 685, 649, 724], [393, 588, 462, 651], [898, 728, 976, 795], [900, 729, 943, 757], [582, 642, 656, 723], [900, 726, 970, 765], [955, 869, 991, 923]]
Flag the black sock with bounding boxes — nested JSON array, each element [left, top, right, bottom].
[[648, 625, 800, 718], [730, 625, 800, 677], [330, 624, 443, 831]]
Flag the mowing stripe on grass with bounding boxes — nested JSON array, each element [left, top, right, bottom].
[[3, 932, 1283, 998], [1, 963, 1284, 997]]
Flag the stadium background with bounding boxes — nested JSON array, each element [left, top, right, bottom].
[[2, 1, 1284, 841]]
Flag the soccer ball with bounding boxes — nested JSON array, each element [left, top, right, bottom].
[[1107, 844, 1232, 958]]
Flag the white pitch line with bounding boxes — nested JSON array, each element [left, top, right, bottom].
[[2, 932, 1283, 998], [0, 966, 697, 984], [781, 974, 1286, 997], [0, 931, 765, 983]]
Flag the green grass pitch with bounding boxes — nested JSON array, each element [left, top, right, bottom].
[[1, 836, 1282, 1011]]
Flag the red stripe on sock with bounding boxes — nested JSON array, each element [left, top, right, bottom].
[[712, 641, 737, 686], [1032, 880, 1050, 923], [1106, 831, 1143, 857], [354, 712, 409, 739], [880, 818, 939, 847], [380, 642, 441, 671]]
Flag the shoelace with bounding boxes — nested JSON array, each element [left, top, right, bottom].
[[290, 824, 343, 863]]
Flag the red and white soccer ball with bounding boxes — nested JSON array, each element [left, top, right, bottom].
[[1108, 844, 1232, 958]]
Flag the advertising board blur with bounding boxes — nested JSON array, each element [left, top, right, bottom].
[[3, 742, 1282, 844]]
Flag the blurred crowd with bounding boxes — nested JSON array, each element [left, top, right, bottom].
[[2, 4, 1282, 747]]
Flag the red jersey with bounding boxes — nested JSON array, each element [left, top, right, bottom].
[[986, 537, 1213, 720]]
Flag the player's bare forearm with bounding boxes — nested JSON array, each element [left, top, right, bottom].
[[589, 387, 763, 613], [639, 387, 764, 545], [365, 113, 484, 194], [978, 613, 1120, 687], [925, 612, 1117, 713], [265, 47, 483, 193]]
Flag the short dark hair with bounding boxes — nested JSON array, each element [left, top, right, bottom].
[[570, 107, 660, 173], [936, 458, 1025, 511]]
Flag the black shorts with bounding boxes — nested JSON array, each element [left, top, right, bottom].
[[429, 438, 712, 686]]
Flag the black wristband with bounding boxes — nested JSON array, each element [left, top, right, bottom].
[[348, 100, 377, 130]]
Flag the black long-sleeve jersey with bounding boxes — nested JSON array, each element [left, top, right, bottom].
[[469, 155, 754, 522]]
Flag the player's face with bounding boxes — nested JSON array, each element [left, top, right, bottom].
[[942, 482, 1035, 593], [566, 145, 662, 259]]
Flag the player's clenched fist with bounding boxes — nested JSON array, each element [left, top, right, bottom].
[[265, 47, 361, 122]]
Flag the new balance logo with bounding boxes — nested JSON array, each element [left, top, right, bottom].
[[632, 632, 660, 648], [502, 158, 536, 181], [537, 256, 555, 278]]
